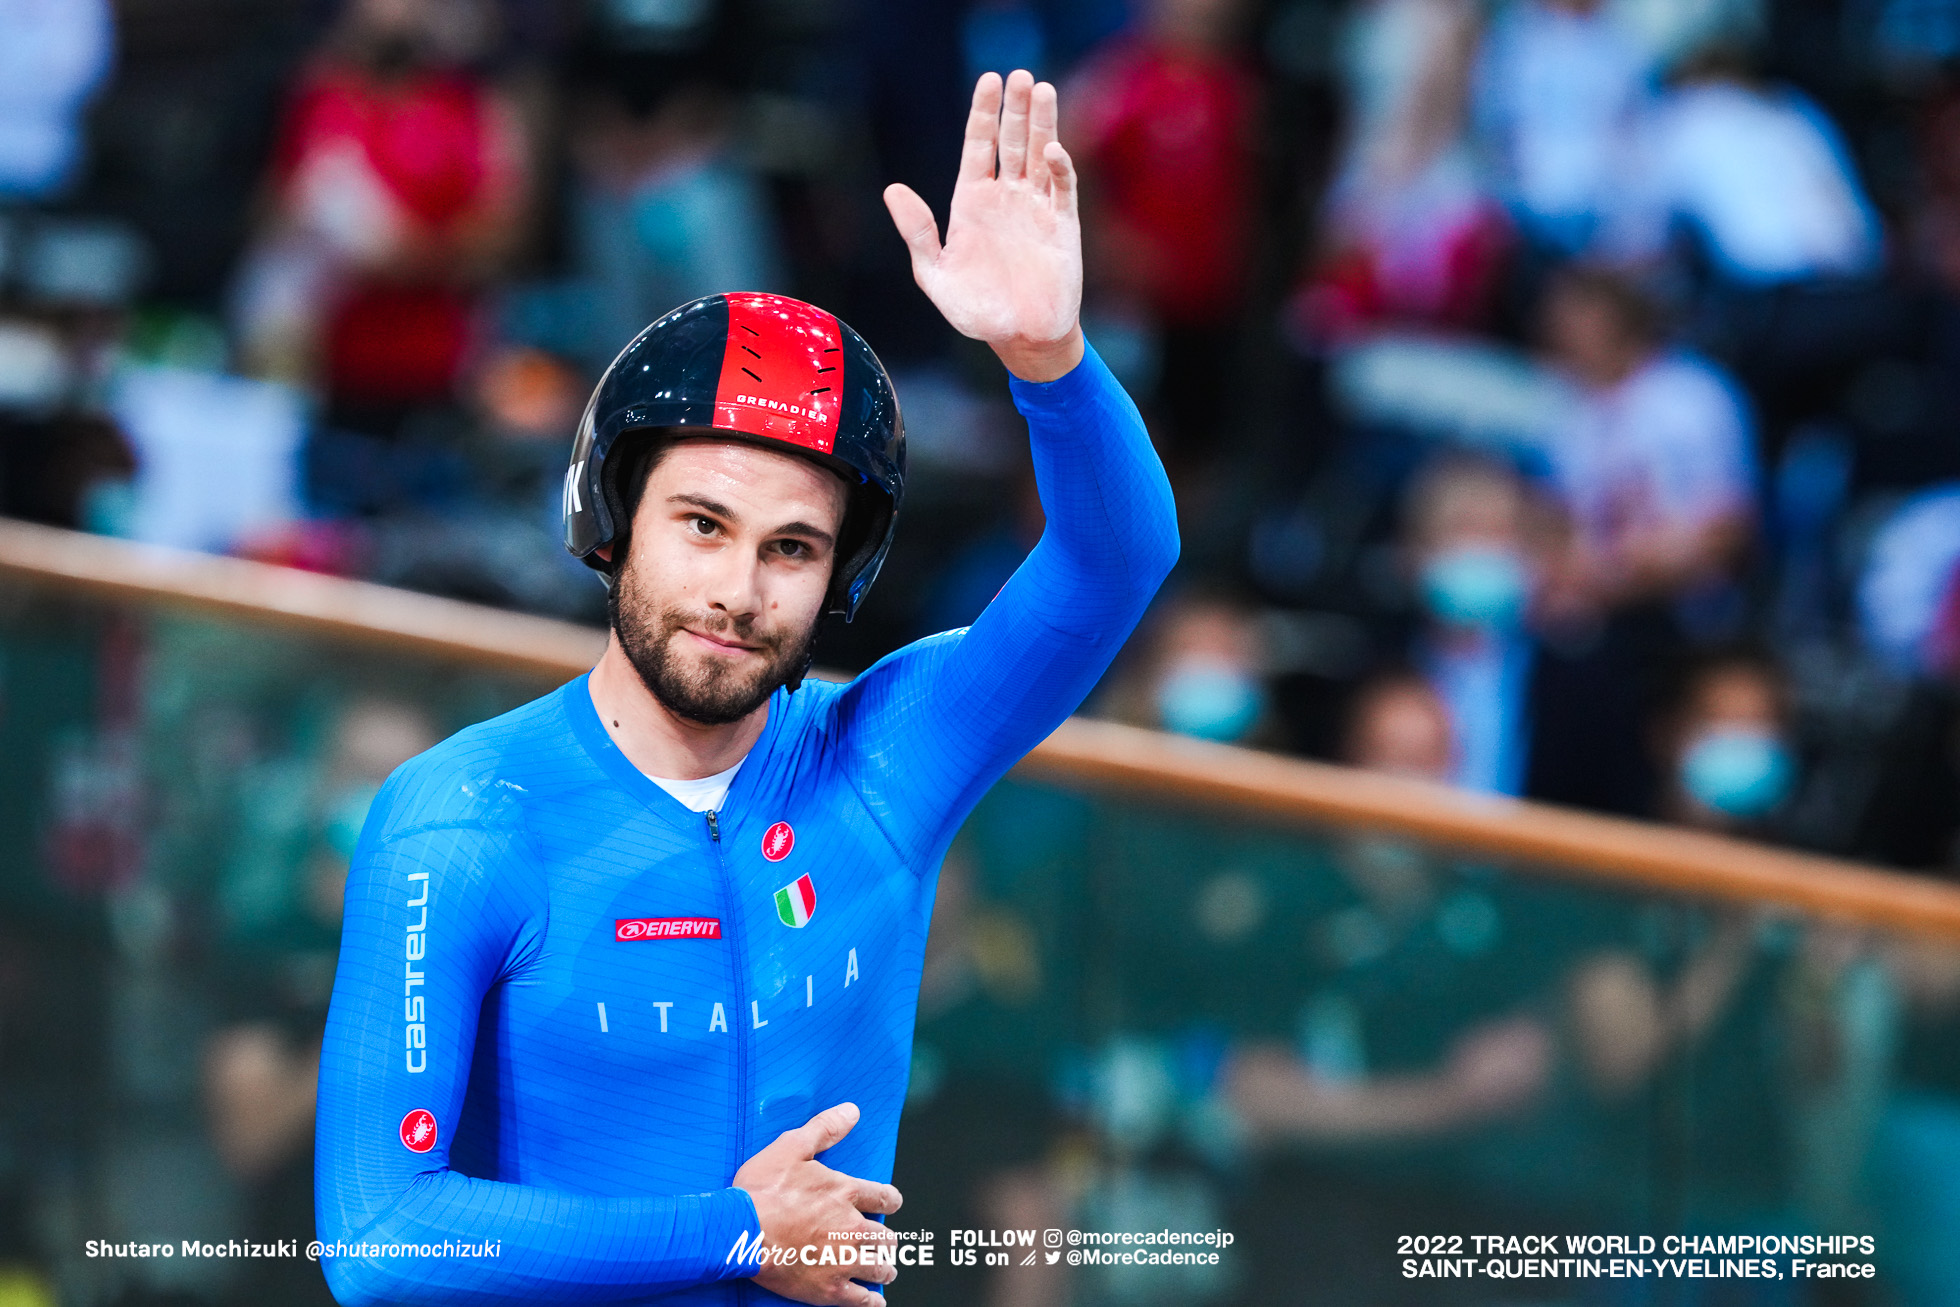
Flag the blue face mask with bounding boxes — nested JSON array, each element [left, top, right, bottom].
[[1419, 546, 1531, 630], [1681, 728, 1794, 818], [1156, 661, 1267, 742]]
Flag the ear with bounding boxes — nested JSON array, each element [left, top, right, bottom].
[[594, 543, 614, 564]]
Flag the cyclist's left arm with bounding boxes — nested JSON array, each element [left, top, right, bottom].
[[843, 70, 1178, 858], [837, 342, 1177, 860]]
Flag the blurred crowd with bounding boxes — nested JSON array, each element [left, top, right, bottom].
[[5, 0, 1960, 875], [9, 0, 1960, 870]]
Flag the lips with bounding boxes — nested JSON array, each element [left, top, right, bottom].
[[683, 627, 762, 655]]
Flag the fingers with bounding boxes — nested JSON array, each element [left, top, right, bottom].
[[789, 1102, 861, 1158], [836, 1281, 888, 1307], [1028, 79, 1059, 187], [882, 184, 942, 270], [856, 1258, 899, 1287], [999, 68, 1035, 181], [850, 1177, 903, 1215], [1044, 142, 1077, 218], [959, 72, 1004, 187], [844, 1227, 901, 1286], [853, 1216, 900, 1243]]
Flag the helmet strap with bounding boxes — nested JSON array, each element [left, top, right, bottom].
[[784, 647, 815, 695]]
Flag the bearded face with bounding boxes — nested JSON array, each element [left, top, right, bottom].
[[604, 437, 847, 726], [607, 548, 823, 725]]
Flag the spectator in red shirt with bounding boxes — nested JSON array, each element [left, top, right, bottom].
[[234, 0, 529, 428], [1067, 0, 1258, 469], [1291, 0, 1512, 348]]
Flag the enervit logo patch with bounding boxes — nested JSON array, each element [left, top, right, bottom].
[[615, 917, 722, 941], [400, 1109, 438, 1153]]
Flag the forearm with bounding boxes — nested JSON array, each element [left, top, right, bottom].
[[838, 342, 1177, 857], [1007, 341, 1180, 632], [317, 978, 763, 1306], [317, 1168, 759, 1307], [318, 827, 762, 1305]]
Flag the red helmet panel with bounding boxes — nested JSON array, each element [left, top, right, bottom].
[[712, 293, 844, 455]]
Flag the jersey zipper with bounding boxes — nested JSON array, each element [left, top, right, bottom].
[[707, 807, 753, 1304]]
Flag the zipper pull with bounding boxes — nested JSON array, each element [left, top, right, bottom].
[[706, 810, 721, 843]]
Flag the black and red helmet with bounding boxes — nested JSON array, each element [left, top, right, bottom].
[[563, 292, 905, 621]]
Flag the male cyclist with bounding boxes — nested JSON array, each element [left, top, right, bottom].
[[315, 69, 1177, 1306]]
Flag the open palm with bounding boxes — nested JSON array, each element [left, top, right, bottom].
[[884, 70, 1084, 381]]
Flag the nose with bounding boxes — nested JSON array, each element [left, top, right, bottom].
[[699, 545, 764, 626]]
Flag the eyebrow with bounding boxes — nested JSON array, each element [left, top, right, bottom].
[[666, 493, 836, 549]]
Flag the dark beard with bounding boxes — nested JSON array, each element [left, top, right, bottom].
[[608, 551, 819, 726]]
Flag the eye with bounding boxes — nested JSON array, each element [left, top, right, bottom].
[[688, 516, 718, 536], [776, 539, 809, 558]]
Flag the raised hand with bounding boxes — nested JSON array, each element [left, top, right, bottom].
[[883, 69, 1085, 383]]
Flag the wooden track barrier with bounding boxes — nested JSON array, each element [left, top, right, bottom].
[[3, 517, 1956, 940]]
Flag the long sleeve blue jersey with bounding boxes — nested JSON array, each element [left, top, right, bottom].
[[314, 344, 1179, 1306]]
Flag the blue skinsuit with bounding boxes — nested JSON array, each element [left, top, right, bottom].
[[313, 345, 1179, 1305]]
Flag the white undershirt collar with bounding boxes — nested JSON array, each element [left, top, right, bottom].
[[646, 756, 746, 813]]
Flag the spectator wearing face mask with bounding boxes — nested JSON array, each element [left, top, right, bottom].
[[1399, 453, 1655, 814], [1220, 659, 1758, 1296], [1405, 456, 1541, 795], [1095, 585, 1286, 749], [1655, 651, 1797, 832]]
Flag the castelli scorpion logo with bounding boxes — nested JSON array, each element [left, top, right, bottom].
[[400, 1109, 438, 1153]]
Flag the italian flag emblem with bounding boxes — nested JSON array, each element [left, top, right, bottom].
[[774, 874, 816, 928]]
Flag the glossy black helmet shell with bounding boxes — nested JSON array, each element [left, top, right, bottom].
[[563, 292, 905, 621]]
